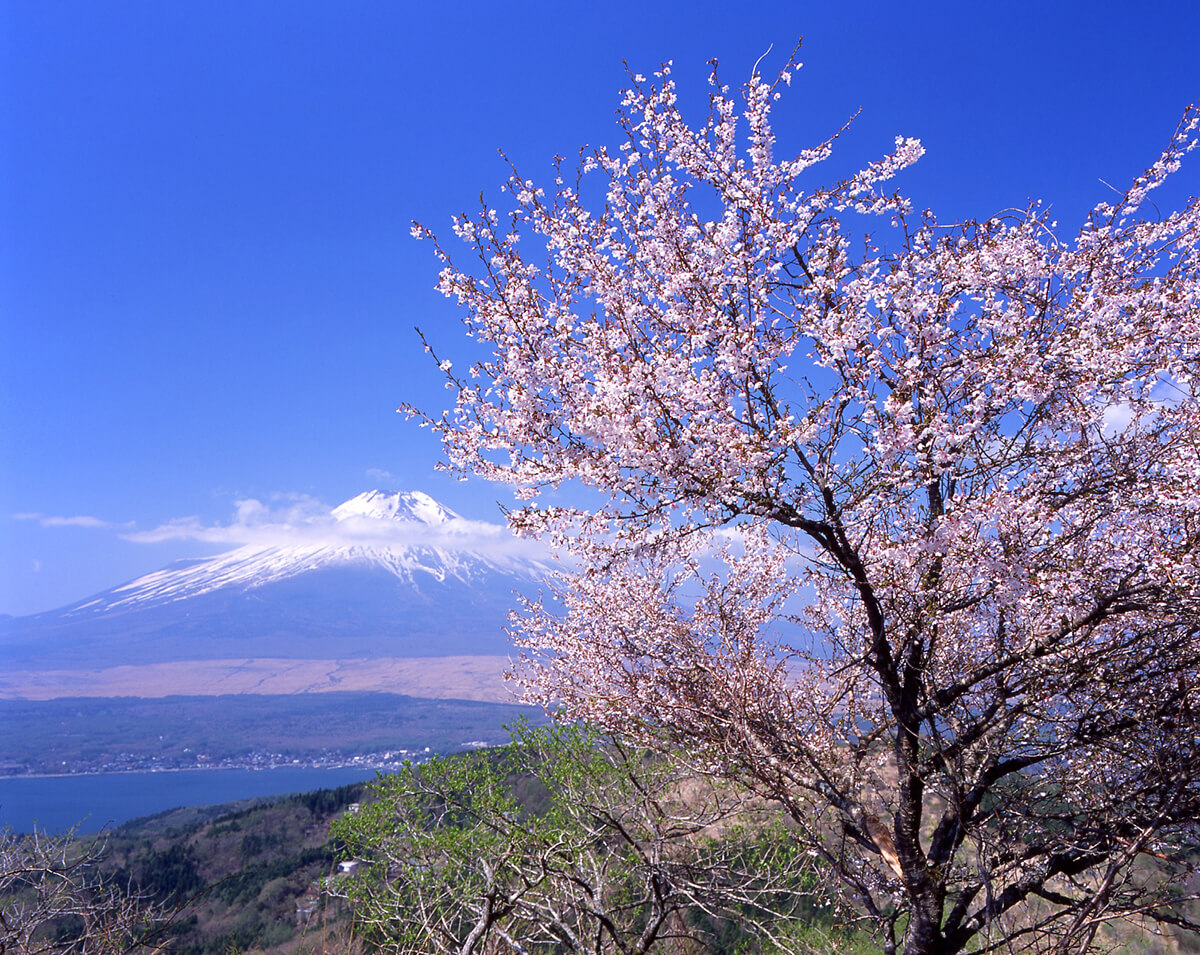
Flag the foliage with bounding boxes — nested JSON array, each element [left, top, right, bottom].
[[101, 784, 366, 955], [207, 846, 333, 907], [332, 723, 822, 953], [413, 48, 1200, 955], [1, 782, 375, 955], [120, 844, 204, 904]]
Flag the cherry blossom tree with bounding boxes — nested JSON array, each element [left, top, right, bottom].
[[410, 52, 1200, 955]]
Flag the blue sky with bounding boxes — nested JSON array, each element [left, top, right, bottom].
[[2, 0, 1198, 615]]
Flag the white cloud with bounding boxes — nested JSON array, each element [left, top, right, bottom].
[[11, 512, 132, 530], [120, 494, 549, 561], [122, 493, 329, 547], [44, 515, 126, 529], [15, 492, 553, 563]]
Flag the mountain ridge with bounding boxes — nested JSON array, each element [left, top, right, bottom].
[[0, 490, 547, 675], [53, 489, 545, 618]]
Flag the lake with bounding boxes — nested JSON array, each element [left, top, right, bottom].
[[0, 766, 384, 833]]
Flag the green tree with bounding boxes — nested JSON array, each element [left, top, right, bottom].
[[332, 724, 821, 954]]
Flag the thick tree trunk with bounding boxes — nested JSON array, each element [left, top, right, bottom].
[[889, 683, 947, 955], [903, 890, 946, 955]]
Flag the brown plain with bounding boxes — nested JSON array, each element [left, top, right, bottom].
[[0, 656, 514, 703]]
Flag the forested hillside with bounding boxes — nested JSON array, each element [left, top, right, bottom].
[[2, 784, 365, 954], [103, 784, 365, 953]]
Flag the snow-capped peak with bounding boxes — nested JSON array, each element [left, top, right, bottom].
[[332, 490, 460, 525], [5, 488, 550, 669], [24, 489, 551, 628]]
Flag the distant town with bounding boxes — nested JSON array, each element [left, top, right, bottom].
[[1, 742, 495, 778], [1, 693, 534, 780]]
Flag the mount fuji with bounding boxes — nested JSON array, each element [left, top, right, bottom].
[[0, 491, 551, 680]]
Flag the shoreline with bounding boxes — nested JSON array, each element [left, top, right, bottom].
[[1, 763, 400, 781], [0, 765, 391, 833]]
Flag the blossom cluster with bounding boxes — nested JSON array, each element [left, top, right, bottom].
[[410, 52, 1200, 950]]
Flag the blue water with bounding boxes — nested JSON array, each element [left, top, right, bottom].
[[0, 767, 383, 833]]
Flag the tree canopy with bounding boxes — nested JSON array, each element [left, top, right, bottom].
[[412, 52, 1200, 955], [333, 724, 823, 954]]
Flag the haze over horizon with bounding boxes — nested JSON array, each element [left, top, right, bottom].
[[4, 0, 1199, 615]]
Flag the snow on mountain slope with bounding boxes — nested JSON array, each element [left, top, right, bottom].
[[0, 491, 551, 669], [63, 490, 546, 617]]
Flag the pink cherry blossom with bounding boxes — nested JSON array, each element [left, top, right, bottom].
[[408, 52, 1200, 955]]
